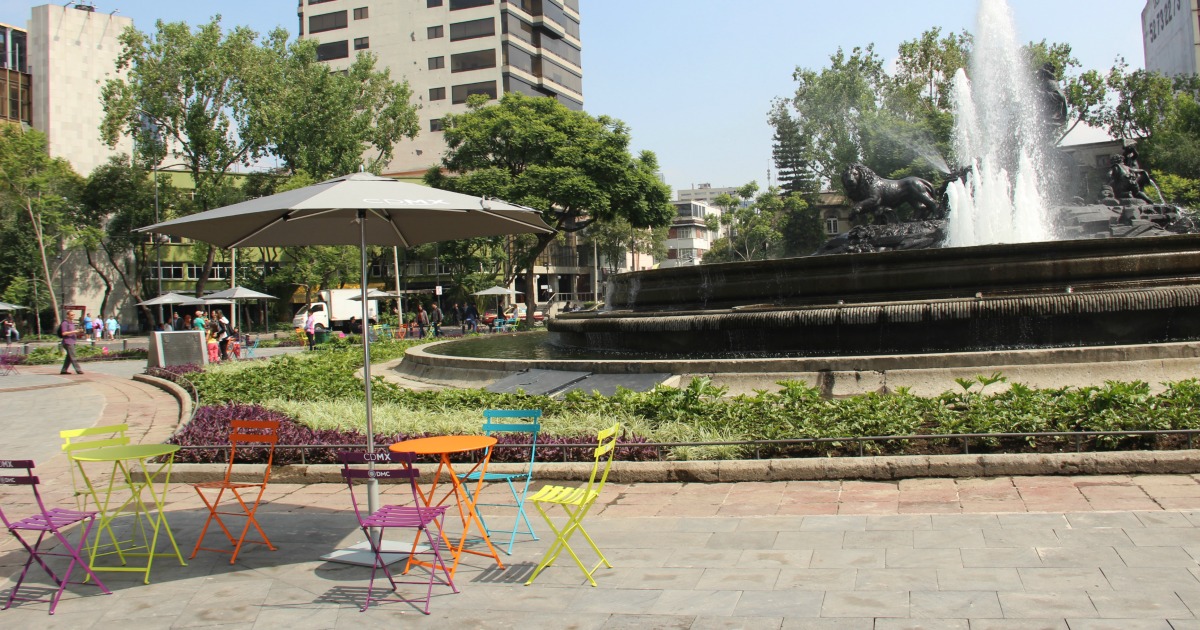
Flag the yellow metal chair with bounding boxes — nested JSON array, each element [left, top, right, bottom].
[[60, 424, 131, 511], [524, 423, 619, 587]]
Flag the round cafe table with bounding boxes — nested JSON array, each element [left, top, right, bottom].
[[389, 435, 502, 576], [68, 443, 187, 584]]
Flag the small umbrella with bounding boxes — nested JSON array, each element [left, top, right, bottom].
[[137, 292, 196, 306], [140, 173, 553, 518], [472, 286, 522, 320], [206, 287, 277, 333]]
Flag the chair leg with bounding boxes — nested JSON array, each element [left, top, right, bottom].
[[191, 487, 235, 559], [524, 501, 611, 587], [228, 488, 276, 564]]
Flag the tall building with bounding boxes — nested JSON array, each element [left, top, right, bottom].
[[0, 22, 31, 127], [297, 0, 583, 177], [662, 200, 721, 268], [1142, 0, 1200, 77], [27, 3, 133, 176]]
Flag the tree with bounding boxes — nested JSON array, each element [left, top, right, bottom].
[[0, 127, 82, 325], [101, 17, 283, 297], [768, 99, 814, 195], [703, 183, 787, 263], [779, 195, 826, 257], [428, 93, 674, 323], [264, 40, 419, 180]]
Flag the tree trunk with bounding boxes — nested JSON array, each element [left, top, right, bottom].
[[101, 242, 156, 328], [26, 199, 59, 324], [194, 245, 216, 296], [84, 249, 114, 320]]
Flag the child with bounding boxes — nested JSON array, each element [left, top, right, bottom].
[[207, 331, 220, 363]]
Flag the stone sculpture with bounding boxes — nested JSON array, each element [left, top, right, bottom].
[[840, 163, 942, 224]]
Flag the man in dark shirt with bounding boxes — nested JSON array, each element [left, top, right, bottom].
[[59, 311, 84, 375]]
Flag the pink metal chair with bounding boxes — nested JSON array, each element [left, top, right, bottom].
[[0, 459, 110, 614], [338, 451, 458, 614]]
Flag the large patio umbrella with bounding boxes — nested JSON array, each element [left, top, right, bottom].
[[0, 301, 27, 310], [139, 173, 553, 515], [206, 286, 277, 333]]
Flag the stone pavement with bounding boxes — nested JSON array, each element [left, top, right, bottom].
[[5, 364, 1200, 627]]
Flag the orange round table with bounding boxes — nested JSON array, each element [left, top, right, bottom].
[[390, 435, 501, 575]]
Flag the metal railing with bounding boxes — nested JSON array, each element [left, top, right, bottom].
[[165, 427, 1200, 465]]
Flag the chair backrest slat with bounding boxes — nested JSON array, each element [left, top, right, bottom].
[[0, 474, 37, 485], [338, 450, 423, 518], [482, 422, 541, 434], [584, 423, 621, 495], [223, 419, 281, 484], [0, 459, 35, 469], [482, 410, 542, 474]]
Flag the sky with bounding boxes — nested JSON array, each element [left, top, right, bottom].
[[0, 0, 1149, 194]]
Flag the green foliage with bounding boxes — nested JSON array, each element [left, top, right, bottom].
[[188, 347, 1200, 460]]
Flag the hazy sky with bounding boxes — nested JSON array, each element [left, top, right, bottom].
[[0, 0, 1147, 193]]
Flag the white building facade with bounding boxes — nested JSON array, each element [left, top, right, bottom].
[[297, 0, 583, 177], [662, 200, 720, 268], [27, 4, 132, 176]]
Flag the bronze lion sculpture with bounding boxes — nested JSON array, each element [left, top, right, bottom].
[[841, 163, 943, 223]]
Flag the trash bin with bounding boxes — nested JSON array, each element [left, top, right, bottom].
[[314, 330, 332, 345]]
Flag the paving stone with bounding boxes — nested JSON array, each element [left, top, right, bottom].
[[909, 591, 1002, 618], [774, 568, 858, 591], [647, 589, 742, 616], [820, 590, 909, 618], [1101, 566, 1200, 591], [960, 547, 1043, 568], [780, 619, 873, 629], [867, 514, 934, 531], [983, 528, 1061, 548], [1036, 547, 1126, 568], [1115, 546, 1198, 568], [707, 530, 780, 550], [732, 590, 824, 617], [967, 620, 1068, 629], [855, 568, 939, 591], [1052, 528, 1135, 548], [932, 515, 1002, 530], [690, 615, 784, 630], [1135, 512, 1196, 528], [937, 567, 1023, 591], [736, 549, 814, 569], [1126, 529, 1200, 547], [773, 531, 846, 550], [1017, 567, 1110, 591], [695, 567, 781, 591], [915, 529, 986, 549], [886, 548, 964, 569], [997, 591, 1098, 618], [874, 619, 969, 629], [1065, 512, 1147, 529], [1063, 621, 1173, 630], [800, 516, 867, 531], [843, 530, 914, 548], [809, 549, 885, 569], [1087, 589, 1192, 618], [601, 614, 694, 629]]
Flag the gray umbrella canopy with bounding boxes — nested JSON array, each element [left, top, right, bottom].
[[139, 172, 553, 513], [138, 172, 552, 248], [472, 286, 522, 296], [0, 301, 27, 310], [348, 289, 400, 301], [137, 292, 196, 306], [206, 286, 277, 300]]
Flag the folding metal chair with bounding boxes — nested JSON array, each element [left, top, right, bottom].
[[246, 338, 259, 358], [190, 420, 280, 564], [459, 409, 541, 555], [338, 450, 458, 614], [0, 352, 19, 376], [60, 424, 130, 511], [0, 459, 111, 614], [524, 422, 620, 587]]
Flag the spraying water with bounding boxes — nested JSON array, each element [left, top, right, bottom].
[[945, 0, 1055, 247]]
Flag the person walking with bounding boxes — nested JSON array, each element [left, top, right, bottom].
[[465, 302, 479, 334], [82, 312, 93, 338], [58, 311, 84, 375], [430, 303, 444, 338], [105, 314, 118, 340], [416, 304, 429, 338], [304, 309, 317, 350], [216, 309, 231, 360], [1, 315, 17, 344]]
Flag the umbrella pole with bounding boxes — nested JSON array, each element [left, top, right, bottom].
[[359, 210, 379, 516]]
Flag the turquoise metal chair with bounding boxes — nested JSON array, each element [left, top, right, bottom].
[[459, 409, 542, 555]]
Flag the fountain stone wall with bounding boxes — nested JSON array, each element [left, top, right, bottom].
[[547, 235, 1200, 357]]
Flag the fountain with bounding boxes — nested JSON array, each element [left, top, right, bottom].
[[398, 0, 1200, 396]]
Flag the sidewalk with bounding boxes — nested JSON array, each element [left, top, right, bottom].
[[4, 366, 1200, 627]]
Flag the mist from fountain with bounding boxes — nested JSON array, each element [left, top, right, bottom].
[[944, 0, 1055, 247]]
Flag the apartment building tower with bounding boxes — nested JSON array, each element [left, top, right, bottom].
[[297, 0, 583, 177]]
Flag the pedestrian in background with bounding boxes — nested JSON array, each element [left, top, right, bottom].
[[304, 309, 316, 350], [430, 303, 444, 337], [58, 310, 84, 375], [416, 304, 429, 338]]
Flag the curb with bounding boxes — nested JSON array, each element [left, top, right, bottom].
[[132, 373, 192, 429], [159, 449, 1200, 484]]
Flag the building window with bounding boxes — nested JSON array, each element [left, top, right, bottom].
[[427, 25, 444, 39], [451, 49, 496, 73], [429, 86, 446, 100], [317, 40, 350, 61], [308, 0, 336, 4], [430, 118, 444, 132], [451, 80, 498, 104], [825, 218, 839, 235], [449, 17, 495, 41], [368, 261, 393, 277], [428, 56, 445, 70], [354, 37, 370, 50], [353, 7, 369, 19], [450, 0, 492, 9], [427, 0, 443, 6], [187, 263, 230, 281], [309, 10, 348, 34], [149, 263, 185, 281]]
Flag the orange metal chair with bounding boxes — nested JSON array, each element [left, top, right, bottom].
[[190, 420, 280, 563]]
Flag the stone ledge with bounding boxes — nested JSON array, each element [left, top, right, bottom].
[[157, 449, 1200, 484]]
